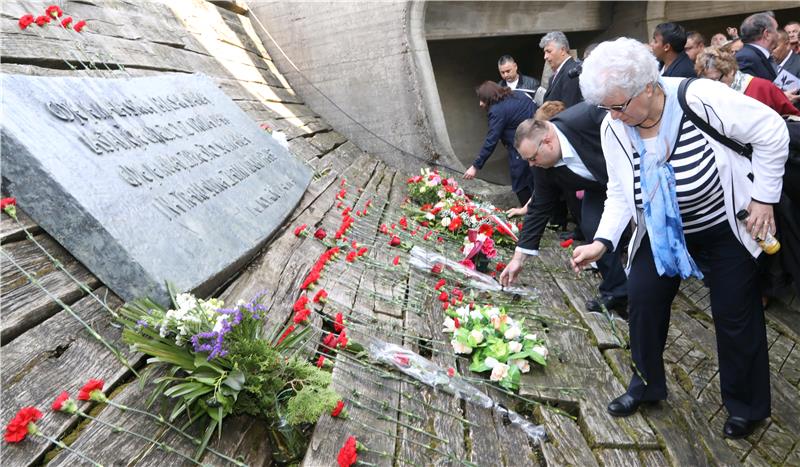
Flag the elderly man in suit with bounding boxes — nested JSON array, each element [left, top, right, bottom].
[[736, 12, 780, 81], [540, 31, 583, 108], [650, 23, 696, 78], [499, 102, 628, 314], [497, 54, 540, 100]]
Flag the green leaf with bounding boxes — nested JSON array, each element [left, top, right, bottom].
[[165, 382, 206, 398], [485, 341, 509, 361], [223, 370, 245, 391], [195, 419, 217, 460]]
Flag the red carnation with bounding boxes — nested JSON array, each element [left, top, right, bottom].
[[345, 251, 357, 263], [293, 295, 309, 313], [560, 238, 574, 248], [60, 16, 72, 28], [34, 15, 50, 26], [431, 263, 443, 274], [322, 332, 337, 349], [294, 223, 307, 236], [448, 217, 463, 232], [316, 355, 326, 368], [399, 217, 408, 230], [73, 19, 87, 32], [392, 256, 400, 266], [357, 247, 368, 257], [313, 289, 328, 303], [394, 354, 410, 366], [460, 258, 475, 270], [330, 400, 345, 417], [314, 228, 327, 240], [336, 189, 346, 200], [447, 367, 456, 377], [340, 178, 347, 187], [334, 312, 345, 333], [389, 235, 401, 247], [423, 230, 433, 241], [51, 392, 70, 411], [337, 435, 359, 467], [495, 262, 506, 272], [337, 331, 348, 349], [434, 279, 446, 290], [293, 307, 311, 324], [77, 379, 104, 401], [379, 224, 388, 234], [454, 317, 460, 329], [46, 5, 63, 18], [438, 291, 449, 302], [18, 14, 35, 29], [442, 302, 450, 311], [276, 325, 296, 345], [1, 197, 17, 210], [4, 407, 42, 443]]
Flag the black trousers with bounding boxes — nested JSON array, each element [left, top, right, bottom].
[[626, 222, 771, 421], [580, 190, 627, 299], [515, 186, 532, 206]]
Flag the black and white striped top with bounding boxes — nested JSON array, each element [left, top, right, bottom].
[[633, 115, 727, 234]]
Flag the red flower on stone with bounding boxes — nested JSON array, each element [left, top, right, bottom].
[[45, 5, 63, 18], [448, 217, 463, 232], [434, 279, 446, 290], [560, 238, 574, 248], [442, 302, 450, 311], [314, 228, 327, 240], [60, 16, 72, 28], [337, 435, 358, 467], [438, 291, 448, 302], [313, 289, 328, 303], [34, 15, 51, 26], [495, 262, 506, 272], [276, 325, 296, 345], [18, 14, 35, 29], [294, 223, 307, 236], [431, 263, 443, 275], [77, 379, 104, 401], [322, 332, 337, 349], [330, 400, 345, 417], [336, 189, 346, 200], [4, 407, 42, 443], [399, 217, 408, 230], [454, 317, 460, 329], [394, 354, 410, 366], [447, 367, 456, 377], [379, 224, 388, 234], [392, 256, 400, 266], [334, 312, 345, 333], [73, 20, 87, 32], [389, 235, 401, 247], [337, 330, 348, 349], [1, 198, 17, 210], [357, 247, 368, 257], [345, 251, 357, 263], [423, 230, 433, 241], [293, 307, 311, 324], [479, 224, 494, 237], [316, 355, 326, 368], [51, 392, 70, 411]]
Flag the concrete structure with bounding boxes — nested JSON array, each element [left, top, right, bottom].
[[251, 1, 800, 191]]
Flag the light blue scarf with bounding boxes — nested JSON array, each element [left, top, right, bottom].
[[624, 78, 703, 279]]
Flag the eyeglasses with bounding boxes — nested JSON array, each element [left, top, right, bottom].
[[523, 138, 546, 162], [597, 96, 633, 113]]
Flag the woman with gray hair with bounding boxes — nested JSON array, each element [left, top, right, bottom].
[[571, 37, 788, 439]]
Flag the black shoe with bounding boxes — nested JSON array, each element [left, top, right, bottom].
[[586, 295, 628, 313], [607, 393, 655, 417], [723, 416, 760, 439]]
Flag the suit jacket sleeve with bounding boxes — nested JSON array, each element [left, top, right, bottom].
[[473, 107, 505, 169], [516, 168, 561, 251]]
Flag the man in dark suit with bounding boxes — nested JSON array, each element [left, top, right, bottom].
[[540, 31, 583, 108], [497, 55, 540, 100], [499, 102, 628, 313], [775, 30, 800, 80], [736, 12, 779, 81], [650, 22, 696, 78]]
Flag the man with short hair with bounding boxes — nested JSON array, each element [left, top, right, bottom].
[[497, 55, 540, 100], [711, 33, 728, 48], [650, 22, 696, 77], [499, 102, 628, 314], [736, 11, 779, 81], [774, 30, 800, 80], [540, 31, 583, 108], [685, 31, 706, 63], [785, 21, 800, 54]]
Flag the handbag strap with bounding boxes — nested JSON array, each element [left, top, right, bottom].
[[677, 78, 753, 158]]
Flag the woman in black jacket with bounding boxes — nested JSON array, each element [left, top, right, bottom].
[[464, 81, 536, 204]]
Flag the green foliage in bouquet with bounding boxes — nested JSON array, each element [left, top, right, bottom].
[[119, 285, 339, 460]]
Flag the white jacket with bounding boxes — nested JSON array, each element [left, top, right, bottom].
[[595, 77, 789, 270]]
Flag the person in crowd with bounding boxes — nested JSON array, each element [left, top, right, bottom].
[[736, 12, 779, 81], [497, 54, 540, 100], [506, 100, 567, 218], [695, 47, 799, 115], [574, 37, 788, 439], [650, 22, 696, 77], [785, 21, 800, 54], [540, 31, 583, 108], [685, 31, 706, 63], [499, 102, 629, 314], [464, 81, 536, 205], [773, 30, 800, 83], [711, 32, 728, 48]]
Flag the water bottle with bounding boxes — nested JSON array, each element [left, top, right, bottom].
[[736, 210, 780, 254]]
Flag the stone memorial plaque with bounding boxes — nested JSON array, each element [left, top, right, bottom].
[[1, 73, 312, 304]]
